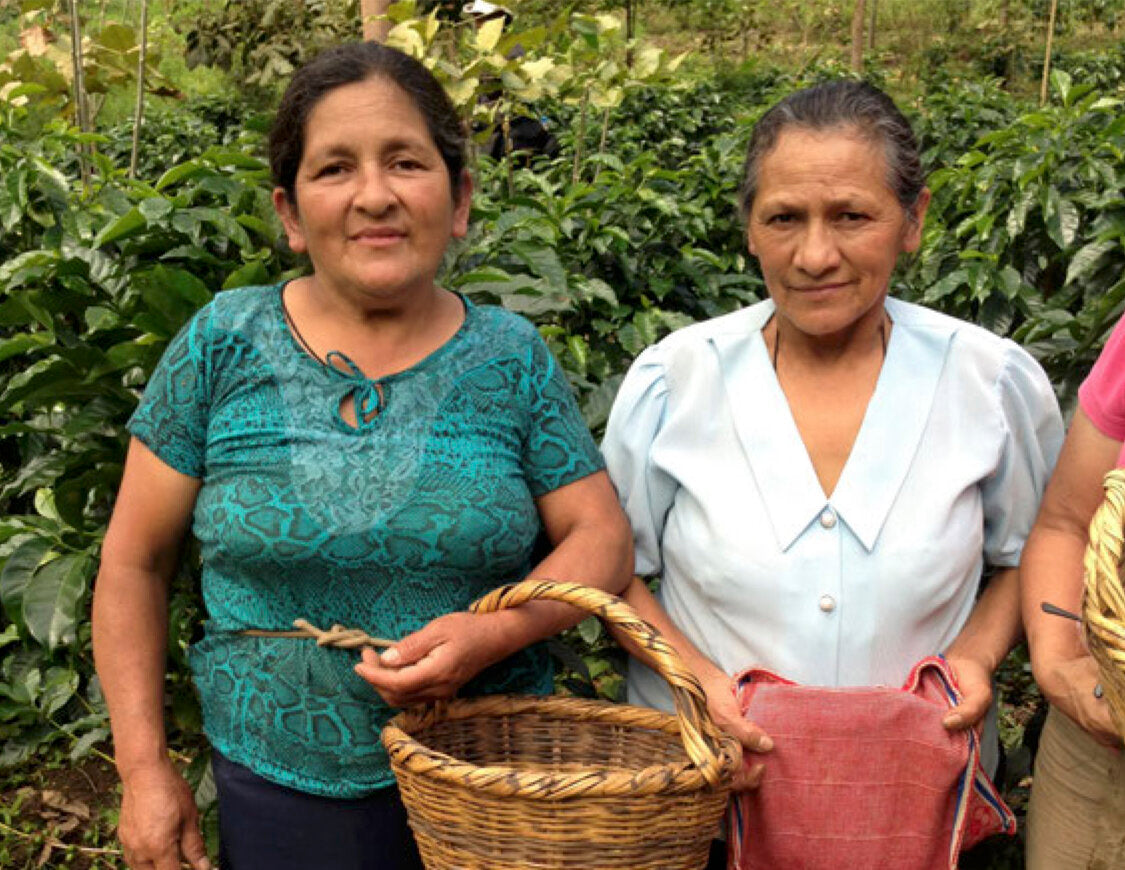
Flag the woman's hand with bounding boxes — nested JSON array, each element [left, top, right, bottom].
[[941, 653, 994, 732], [354, 611, 508, 707], [698, 670, 773, 791], [1034, 651, 1120, 748], [118, 760, 210, 870]]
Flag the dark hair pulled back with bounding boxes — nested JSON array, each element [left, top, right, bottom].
[[738, 80, 924, 220], [269, 42, 467, 204]]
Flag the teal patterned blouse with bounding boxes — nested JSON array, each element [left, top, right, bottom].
[[128, 283, 603, 797]]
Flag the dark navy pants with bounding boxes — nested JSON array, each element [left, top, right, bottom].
[[212, 750, 425, 870]]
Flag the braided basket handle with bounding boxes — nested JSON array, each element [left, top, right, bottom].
[[1083, 469, 1125, 740], [470, 578, 734, 788]]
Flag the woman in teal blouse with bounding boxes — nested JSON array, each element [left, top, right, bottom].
[[91, 42, 632, 870]]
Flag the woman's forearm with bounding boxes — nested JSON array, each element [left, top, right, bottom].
[[482, 503, 634, 659], [470, 470, 634, 660], [92, 564, 173, 777], [944, 566, 1023, 674], [1020, 524, 1090, 673], [1018, 409, 1121, 685], [92, 439, 201, 777]]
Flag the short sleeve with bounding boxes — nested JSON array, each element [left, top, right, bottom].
[[600, 346, 676, 577], [981, 343, 1064, 567], [1078, 316, 1125, 441], [520, 335, 603, 497], [127, 310, 211, 478]]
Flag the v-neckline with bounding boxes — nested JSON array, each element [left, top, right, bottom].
[[709, 298, 953, 552], [767, 315, 889, 498]]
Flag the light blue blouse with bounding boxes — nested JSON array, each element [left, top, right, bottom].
[[603, 298, 1063, 721]]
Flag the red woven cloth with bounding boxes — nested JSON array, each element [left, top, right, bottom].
[[728, 656, 1015, 870]]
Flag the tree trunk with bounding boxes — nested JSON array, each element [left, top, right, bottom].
[[572, 88, 588, 187], [850, 0, 866, 73], [361, 0, 392, 43], [129, 0, 149, 179], [625, 0, 635, 68], [68, 0, 92, 183], [1040, 0, 1059, 104], [68, 0, 90, 132], [867, 0, 877, 50]]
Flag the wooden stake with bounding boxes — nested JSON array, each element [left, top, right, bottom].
[[1040, 0, 1060, 105], [67, 0, 91, 184], [572, 89, 588, 186], [129, 0, 149, 179], [361, 0, 392, 43], [850, 0, 866, 74]]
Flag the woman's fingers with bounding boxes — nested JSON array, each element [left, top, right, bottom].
[[733, 761, 766, 791], [354, 619, 474, 706], [179, 820, 212, 870], [118, 762, 211, 870], [1037, 653, 1121, 746], [721, 712, 774, 753], [942, 655, 994, 731]]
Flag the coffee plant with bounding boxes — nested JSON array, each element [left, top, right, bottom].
[[1, 21, 1125, 868]]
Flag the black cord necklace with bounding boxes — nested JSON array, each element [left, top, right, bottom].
[[281, 289, 325, 364], [280, 287, 386, 425]]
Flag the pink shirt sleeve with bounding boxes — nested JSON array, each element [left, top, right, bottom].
[[1079, 316, 1125, 444]]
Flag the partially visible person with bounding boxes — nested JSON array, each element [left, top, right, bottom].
[[462, 0, 559, 163], [602, 79, 1064, 868], [1021, 318, 1125, 870], [92, 41, 632, 870]]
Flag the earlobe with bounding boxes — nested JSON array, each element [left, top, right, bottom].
[[903, 188, 931, 253], [451, 170, 473, 239], [272, 187, 308, 254]]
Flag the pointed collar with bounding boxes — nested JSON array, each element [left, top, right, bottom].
[[709, 297, 954, 553]]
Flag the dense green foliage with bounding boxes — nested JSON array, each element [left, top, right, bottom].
[[2, 2, 1125, 863], [4, 59, 1125, 765]]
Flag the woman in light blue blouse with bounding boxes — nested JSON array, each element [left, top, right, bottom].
[[602, 81, 1064, 865], [91, 42, 632, 870]]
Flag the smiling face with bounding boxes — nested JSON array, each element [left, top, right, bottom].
[[273, 75, 471, 308], [747, 126, 929, 342]]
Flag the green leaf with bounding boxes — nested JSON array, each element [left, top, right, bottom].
[[70, 726, 111, 762], [566, 334, 588, 377], [96, 23, 137, 52], [22, 553, 91, 650], [510, 242, 568, 291], [1045, 188, 1080, 250], [37, 667, 78, 715], [1066, 239, 1118, 287], [1050, 69, 1073, 106], [139, 197, 174, 222], [155, 160, 206, 191], [150, 264, 213, 308], [0, 537, 51, 632], [94, 207, 146, 247], [0, 332, 51, 364], [0, 624, 19, 651], [222, 260, 269, 291], [576, 616, 602, 646], [475, 16, 505, 52]]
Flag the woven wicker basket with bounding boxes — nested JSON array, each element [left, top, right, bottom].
[[382, 579, 742, 870], [1083, 468, 1125, 741]]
